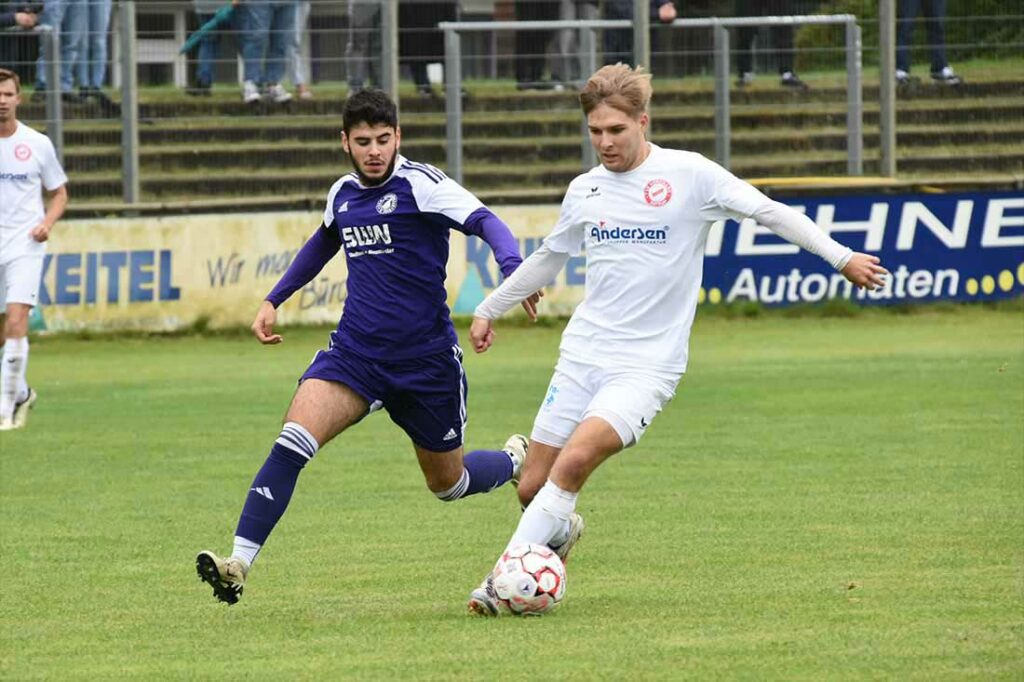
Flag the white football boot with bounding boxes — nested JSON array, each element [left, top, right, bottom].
[[12, 387, 37, 429], [550, 512, 585, 564], [503, 434, 528, 488], [196, 550, 250, 605], [467, 571, 501, 617]]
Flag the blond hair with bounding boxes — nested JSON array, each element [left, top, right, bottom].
[[579, 64, 652, 118], [0, 68, 21, 93]]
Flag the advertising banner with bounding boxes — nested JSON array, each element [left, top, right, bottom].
[[32, 192, 1024, 332], [452, 191, 1024, 313], [34, 212, 345, 332]]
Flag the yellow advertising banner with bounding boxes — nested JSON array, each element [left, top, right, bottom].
[[35, 207, 573, 332]]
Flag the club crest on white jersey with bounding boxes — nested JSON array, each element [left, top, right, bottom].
[[643, 178, 672, 206]]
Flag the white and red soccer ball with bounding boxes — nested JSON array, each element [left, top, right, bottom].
[[491, 543, 566, 616]]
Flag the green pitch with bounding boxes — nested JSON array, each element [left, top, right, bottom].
[[1, 306, 1021, 679]]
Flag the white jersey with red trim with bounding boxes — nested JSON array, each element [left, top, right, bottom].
[[0, 121, 68, 260], [545, 144, 788, 374]]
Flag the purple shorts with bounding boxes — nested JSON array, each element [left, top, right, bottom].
[[301, 342, 467, 452]]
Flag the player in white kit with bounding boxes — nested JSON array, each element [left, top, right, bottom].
[[465, 64, 888, 615], [0, 69, 69, 431]]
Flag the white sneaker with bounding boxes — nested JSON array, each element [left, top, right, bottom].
[[196, 550, 250, 604], [12, 387, 37, 429], [0, 417, 15, 431], [242, 80, 262, 104], [550, 512, 585, 563], [467, 572, 501, 617], [931, 66, 962, 85], [503, 434, 528, 487], [267, 83, 292, 104]]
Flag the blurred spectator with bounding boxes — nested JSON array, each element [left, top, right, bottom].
[[602, 1, 677, 67], [1, 2, 38, 28], [399, 0, 457, 99], [288, 0, 312, 99], [237, 0, 297, 104], [33, 0, 87, 103], [188, 0, 239, 96], [552, 0, 598, 88], [0, 2, 38, 77], [896, 0, 961, 85], [514, 0, 559, 90], [733, 0, 806, 89], [346, 0, 380, 92], [76, 0, 113, 105]]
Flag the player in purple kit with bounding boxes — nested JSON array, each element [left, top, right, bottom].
[[196, 89, 539, 605]]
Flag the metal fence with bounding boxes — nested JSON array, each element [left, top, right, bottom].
[[441, 13, 864, 183], [2, 0, 1021, 208]]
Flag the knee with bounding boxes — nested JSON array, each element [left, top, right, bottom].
[[549, 449, 592, 490]]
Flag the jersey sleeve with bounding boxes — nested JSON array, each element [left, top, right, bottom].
[[39, 137, 68, 191], [414, 173, 484, 225], [694, 156, 771, 222], [542, 181, 587, 256], [322, 177, 348, 227]]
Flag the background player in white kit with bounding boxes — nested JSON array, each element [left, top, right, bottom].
[[0, 69, 68, 431], [465, 64, 889, 615]]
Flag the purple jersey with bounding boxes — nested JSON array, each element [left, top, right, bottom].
[[267, 156, 522, 360]]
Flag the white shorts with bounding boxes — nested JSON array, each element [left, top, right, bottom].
[[0, 254, 44, 308], [530, 356, 679, 450]]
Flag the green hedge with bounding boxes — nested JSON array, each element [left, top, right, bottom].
[[794, 1, 1023, 70]]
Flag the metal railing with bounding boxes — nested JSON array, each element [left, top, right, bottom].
[[440, 13, 867, 184]]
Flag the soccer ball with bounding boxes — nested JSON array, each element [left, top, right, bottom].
[[492, 543, 566, 616]]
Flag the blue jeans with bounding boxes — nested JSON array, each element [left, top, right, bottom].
[[77, 0, 112, 89], [239, 0, 297, 85], [35, 0, 87, 92], [897, 0, 950, 74], [194, 12, 225, 87]]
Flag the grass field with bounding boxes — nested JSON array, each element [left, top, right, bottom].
[[1, 306, 1022, 679]]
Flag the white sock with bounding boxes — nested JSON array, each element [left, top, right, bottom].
[[231, 536, 261, 568], [17, 339, 28, 402], [0, 336, 27, 420], [507, 480, 578, 550]]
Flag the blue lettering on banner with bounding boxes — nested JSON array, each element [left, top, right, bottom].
[[466, 236, 585, 289], [703, 191, 1024, 306], [39, 249, 182, 306], [466, 191, 1024, 307]]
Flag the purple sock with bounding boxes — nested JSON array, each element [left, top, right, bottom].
[[235, 442, 310, 545], [435, 449, 515, 501], [463, 449, 514, 495]]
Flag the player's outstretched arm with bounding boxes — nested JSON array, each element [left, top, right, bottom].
[[469, 316, 495, 353], [252, 300, 283, 345], [841, 252, 889, 290]]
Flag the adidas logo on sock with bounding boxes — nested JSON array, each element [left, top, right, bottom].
[[443, 428, 458, 441], [251, 486, 275, 501]]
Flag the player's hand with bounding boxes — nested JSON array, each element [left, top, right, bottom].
[[658, 2, 677, 23], [841, 252, 888, 290], [469, 316, 495, 353], [519, 289, 545, 322], [29, 222, 51, 242], [252, 300, 283, 344]]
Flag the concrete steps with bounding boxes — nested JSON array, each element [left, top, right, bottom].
[[34, 75, 1024, 203]]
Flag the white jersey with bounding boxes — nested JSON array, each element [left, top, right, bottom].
[[0, 121, 68, 260], [544, 144, 843, 374]]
